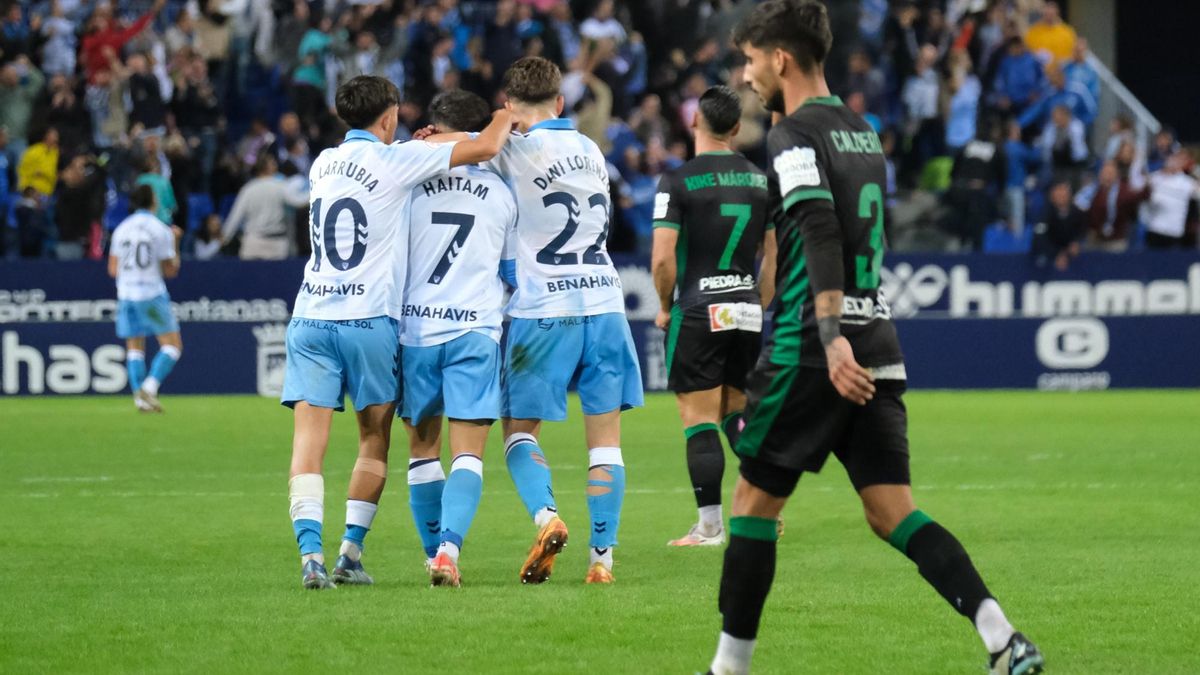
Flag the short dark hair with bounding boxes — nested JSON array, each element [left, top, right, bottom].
[[697, 86, 742, 136], [130, 184, 156, 210], [335, 75, 400, 130], [503, 56, 562, 105], [731, 0, 832, 73], [429, 89, 492, 133]]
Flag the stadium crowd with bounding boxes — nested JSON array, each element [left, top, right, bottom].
[[0, 0, 1195, 265]]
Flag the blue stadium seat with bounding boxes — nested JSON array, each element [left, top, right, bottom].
[[187, 193, 214, 232], [983, 222, 1033, 253], [105, 194, 129, 231], [218, 194, 236, 220]]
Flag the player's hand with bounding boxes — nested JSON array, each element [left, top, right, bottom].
[[654, 309, 671, 330], [171, 225, 184, 240], [825, 336, 874, 405], [412, 125, 438, 141]]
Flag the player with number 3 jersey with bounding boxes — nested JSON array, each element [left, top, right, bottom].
[[281, 75, 514, 591]]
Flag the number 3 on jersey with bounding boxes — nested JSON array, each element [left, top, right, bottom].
[[309, 197, 368, 272], [855, 183, 884, 290]]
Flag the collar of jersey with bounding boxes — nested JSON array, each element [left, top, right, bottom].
[[802, 95, 844, 107], [527, 118, 575, 132], [343, 129, 383, 144]]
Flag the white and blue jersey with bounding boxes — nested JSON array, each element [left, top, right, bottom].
[[484, 118, 626, 319], [282, 129, 457, 412], [111, 210, 180, 338], [399, 163, 516, 423], [484, 118, 642, 420]]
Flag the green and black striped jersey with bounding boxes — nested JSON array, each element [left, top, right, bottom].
[[653, 152, 771, 311], [765, 95, 903, 368]]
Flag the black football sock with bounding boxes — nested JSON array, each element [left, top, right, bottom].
[[685, 423, 725, 509], [719, 516, 778, 640], [889, 510, 993, 620], [721, 411, 744, 450]]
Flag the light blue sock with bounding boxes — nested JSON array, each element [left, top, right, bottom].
[[293, 519, 322, 556], [126, 351, 146, 392], [148, 345, 180, 384], [440, 455, 484, 551], [408, 458, 445, 558], [504, 433, 556, 522], [586, 447, 626, 550]]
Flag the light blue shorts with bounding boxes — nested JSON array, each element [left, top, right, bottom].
[[400, 331, 501, 425], [503, 312, 644, 421], [280, 315, 399, 412], [115, 294, 179, 338]]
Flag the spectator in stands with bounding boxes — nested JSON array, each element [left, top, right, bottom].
[[292, 15, 334, 133], [15, 186, 49, 258], [0, 3, 35, 60], [944, 50, 981, 152], [629, 93, 670, 145], [270, 112, 310, 176], [1063, 37, 1099, 103], [1083, 160, 1149, 252], [17, 127, 59, 200], [81, 0, 164, 84], [1024, 1, 1076, 63], [39, 1, 77, 78], [991, 37, 1044, 115], [901, 44, 942, 186], [0, 126, 10, 259], [0, 55, 44, 163], [485, 0, 524, 82], [135, 155, 177, 227], [194, 214, 225, 260], [1147, 128, 1180, 173], [1143, 151, 1200, 249], [164, 7, 195, 55], [53, 154, 107, 260], [1004, 120, 1040, 233], [220, 153, 308, 260], [883, 2, 921, 87], [172, 56, 221, 191], [1103, 115, 1134, 161], [846, 91, 881, 134], [1018, 61, 1097, 133], [236, 118, 275, 172], [1031, 179, 1087, 270], [194, 0, 233, 100], [1038, 104, 1088, 188], [42, 75, 92, 157], [128, 52, 167, 132], [845, 49, 885, 117], [580, 0, 626, 44], [85, 57, 130, 153], [945, 124, 1005, 251]]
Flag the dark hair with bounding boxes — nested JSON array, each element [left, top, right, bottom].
[[429, 89, 492, 133], [335, 75, 401, 130], [502, 56, 562, 105], [130, 184, 156, 210], [731, 0, 832, 73], [697, 85, 742, 137]]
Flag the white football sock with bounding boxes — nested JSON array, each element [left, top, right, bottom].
[[534, 507, 558, 529], [975, 598, 1015, 653], [699, 505, 723, 535], [710, 632, 754, 675], [141, 376, 160, 396], [438, 541, 461, 563], [589, 546, 613, 568], [339, 540, 362, 561]]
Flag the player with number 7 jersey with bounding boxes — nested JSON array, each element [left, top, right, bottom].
[[281, 76, 514, 591]]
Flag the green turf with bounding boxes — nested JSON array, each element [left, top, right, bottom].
[[2, 391, 1197, 673]]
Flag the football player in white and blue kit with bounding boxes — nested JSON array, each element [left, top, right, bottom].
[[399, 90, 518, 587], [283, 75, 514, 590], [108, 184, 183, 414], [485, 58, 643, 584]]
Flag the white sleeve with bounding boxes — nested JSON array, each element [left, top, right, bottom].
[[386, 141, 457, 186], [158, 225, 177, 261]]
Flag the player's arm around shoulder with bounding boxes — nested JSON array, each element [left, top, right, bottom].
[[448, 108, 515, 168]]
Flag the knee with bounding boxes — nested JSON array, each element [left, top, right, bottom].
[[863, 506, 895, 541]]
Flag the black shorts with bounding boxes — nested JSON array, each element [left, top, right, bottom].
[[736, 357, 910, 497], [665, 304, 763, 393]]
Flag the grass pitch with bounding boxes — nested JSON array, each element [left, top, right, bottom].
[[2, 391, 1197, 673]]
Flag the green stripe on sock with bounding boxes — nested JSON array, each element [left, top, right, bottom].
[[684, 423, 719, 440], [888, 510, 934, 553], [730, 516, 778, 542]]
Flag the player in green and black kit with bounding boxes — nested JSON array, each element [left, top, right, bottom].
[[651, 85, 776, 548], [705, 3, 1045, 675]]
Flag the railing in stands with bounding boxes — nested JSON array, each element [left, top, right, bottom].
[[1086, 51, 1162, 145]]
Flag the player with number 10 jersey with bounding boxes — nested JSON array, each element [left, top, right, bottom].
[[281, 76, 513, 591]]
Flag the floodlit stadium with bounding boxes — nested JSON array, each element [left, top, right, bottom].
[[2, 1, 1197, 673]]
